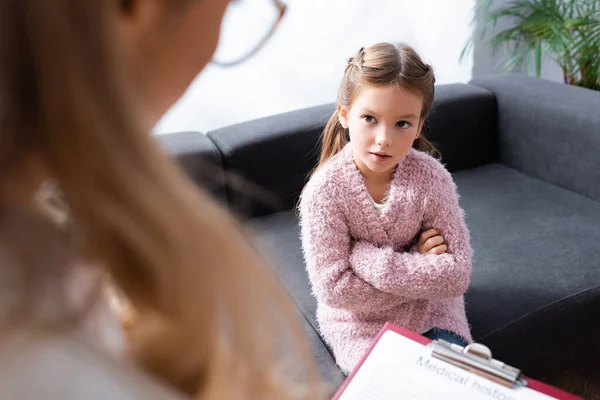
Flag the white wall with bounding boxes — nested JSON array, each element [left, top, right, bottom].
[[154, 0, 475, 134]]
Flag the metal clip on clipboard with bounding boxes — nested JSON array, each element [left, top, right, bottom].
[[430, 340, 528, 389]]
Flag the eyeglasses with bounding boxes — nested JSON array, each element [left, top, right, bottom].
[[211, 0, 287, 68]]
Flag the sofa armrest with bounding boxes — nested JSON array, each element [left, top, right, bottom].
[[207, 104, 335, 218], [471, 74, 600, 202], [156, 131, 227, 204]]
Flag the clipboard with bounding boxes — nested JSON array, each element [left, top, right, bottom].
[[332, 322, 582, 400]]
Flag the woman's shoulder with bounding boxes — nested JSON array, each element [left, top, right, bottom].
[[0, 330, 183, 400]]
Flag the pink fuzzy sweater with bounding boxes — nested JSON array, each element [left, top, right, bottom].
[[299, 144, 473, 373]]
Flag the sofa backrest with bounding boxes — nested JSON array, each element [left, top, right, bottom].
[[424, 83, 498, 171], [160, 82, 499, 219], [205, 83, 497, 218], [471, 74, 600, 202]]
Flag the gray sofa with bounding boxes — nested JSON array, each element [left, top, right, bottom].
[[159, 74, 600, 387]]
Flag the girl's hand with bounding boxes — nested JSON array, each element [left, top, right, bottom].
[[417, 228, 447, 255]]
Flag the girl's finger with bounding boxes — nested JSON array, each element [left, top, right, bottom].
[[418, 228, 440, 245], [424, 235, 445, 251], [427, 244, 448, 255]]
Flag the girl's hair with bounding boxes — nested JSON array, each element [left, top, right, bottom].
[[0, 1, 321, 399], [316, 42, 439, 172]]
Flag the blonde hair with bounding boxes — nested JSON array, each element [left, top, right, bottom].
[[317, 42, 439, 172], [0, 1, 321, 398]]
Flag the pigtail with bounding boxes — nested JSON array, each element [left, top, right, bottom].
[[317, 111, 348, 169], [413, 136, 440, 159]]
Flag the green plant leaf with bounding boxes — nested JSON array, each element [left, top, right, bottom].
[[463, 0, 600, 90], [535, 41, 542, 77]]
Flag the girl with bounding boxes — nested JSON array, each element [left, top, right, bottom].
[[0, 0, 322, 399], [299, 43, 473, 374]]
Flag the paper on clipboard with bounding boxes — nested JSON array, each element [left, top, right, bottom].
[[333, 324, 582, 400]]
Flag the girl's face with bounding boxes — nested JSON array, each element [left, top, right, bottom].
[[338, 85, 424, 180]]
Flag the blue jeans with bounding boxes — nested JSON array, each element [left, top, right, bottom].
[[422, 328, 468, 347]]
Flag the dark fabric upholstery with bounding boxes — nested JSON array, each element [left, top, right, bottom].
[[248, 212, 317, 327], [208, 104, 335, 218], [471, 74, 600, 202], [248, 163, 600, 375], [425, 83, 498, 172], [157, 131, 227, 204], [455, 164, 600, 368]]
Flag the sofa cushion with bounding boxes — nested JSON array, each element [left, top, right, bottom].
[[249, 211, 317, 327], [455, 164, 600, 368], [249, 163, 600, 371]]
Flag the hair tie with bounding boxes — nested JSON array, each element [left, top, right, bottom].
[[347, 47, 366, 71], [357, 47, 366, 66]]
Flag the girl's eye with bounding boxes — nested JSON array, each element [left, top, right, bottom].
[[396, 120, 411, 128], [362, 115, 376, 124]]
